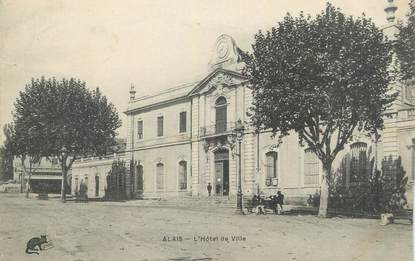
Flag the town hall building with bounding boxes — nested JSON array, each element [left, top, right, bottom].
[[71, 3, 414, 206]]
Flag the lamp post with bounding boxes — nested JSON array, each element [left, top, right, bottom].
[[234, 119, 245, 215], [60, 146, 68, 203]]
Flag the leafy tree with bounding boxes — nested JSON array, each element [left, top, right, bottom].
[[395, 0, 415, 81], [12, 77, 121, 202], [243, 3, 395, 217], [0, 124, 15, 181], [6, 122, 44, 196]]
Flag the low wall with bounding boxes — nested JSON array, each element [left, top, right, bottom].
[[0, 184, 21, 193]]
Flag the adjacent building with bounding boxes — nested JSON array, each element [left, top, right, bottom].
[[13, 157, 62, 194], [70, 139, 127, 198]]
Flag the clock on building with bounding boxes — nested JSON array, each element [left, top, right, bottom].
[[217, 41, 230, 59], [216, 36, 231, 60]]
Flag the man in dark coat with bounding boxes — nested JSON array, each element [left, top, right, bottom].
[[207, 183, 212, 196]]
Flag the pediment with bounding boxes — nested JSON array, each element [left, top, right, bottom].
[[188, 68, 248, 96]]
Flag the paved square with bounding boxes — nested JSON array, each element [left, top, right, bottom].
[[0, 194, 412, 261]]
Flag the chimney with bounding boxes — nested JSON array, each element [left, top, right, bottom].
[[129, 84, 136, 101], [383, 0, 399, 40]]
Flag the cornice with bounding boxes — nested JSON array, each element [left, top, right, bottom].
[[124, 68, 249, 115], [124, 96, 190, 115]]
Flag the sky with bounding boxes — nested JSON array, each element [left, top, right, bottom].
[[0, 0, 411, 143]]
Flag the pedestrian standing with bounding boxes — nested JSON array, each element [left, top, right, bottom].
[[207, 183, 212, 196]]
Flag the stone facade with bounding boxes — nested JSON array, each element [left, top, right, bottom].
[[71, 6, 414, 204]]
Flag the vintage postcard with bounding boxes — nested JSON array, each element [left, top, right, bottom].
[[0, 0, 413, 260]]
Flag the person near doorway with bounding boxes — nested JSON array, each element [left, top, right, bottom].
[[276, 191, 284, 214], [207, 183, 212, 196]]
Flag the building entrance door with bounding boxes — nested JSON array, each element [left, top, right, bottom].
[[214, 149, 229, 196]]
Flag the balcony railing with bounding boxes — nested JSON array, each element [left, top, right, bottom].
[[199, 122, 236, 137]]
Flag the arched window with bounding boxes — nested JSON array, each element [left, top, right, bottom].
[[215, 97, 227, 133], [304, 149, 319, 185], [350, 142, 368, 182], [265, 151, 278, 179], [156, 163, 164, 190], [178, 161, 187, 190]]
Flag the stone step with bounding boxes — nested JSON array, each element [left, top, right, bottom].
[[137, 198, 238, 208]]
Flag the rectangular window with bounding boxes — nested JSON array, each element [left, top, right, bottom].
[[137, 120, 143, 139], [266, 152, 278, 179], [304, 149, 319, 185], [157, 116, 164, 137], [179, 161, 187, 190], [179, 112, 187, 133]]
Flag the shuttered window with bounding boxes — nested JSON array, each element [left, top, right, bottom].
[[157, 116, 164, 137], [156, 163, 164, 190], [304, 149, 319, 185], [179, 161, 187, 190], [137, 120, 143, 139], [179, 112, 187, 133], [136, 165, 143, 191], [265, 152, 278, 179]]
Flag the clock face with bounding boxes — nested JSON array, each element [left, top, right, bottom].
[[217, 40, 229, 59]]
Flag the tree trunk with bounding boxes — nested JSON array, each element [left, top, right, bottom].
[[25, 173, 31, 199], [318, 162, 332, 218], [20, 172, 25, 193], [61, 164, 67, 203]]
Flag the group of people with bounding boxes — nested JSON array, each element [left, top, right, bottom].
[[252, 191, 284, 215], [207, 183, 285, 215], [207, 182, 228, 196]]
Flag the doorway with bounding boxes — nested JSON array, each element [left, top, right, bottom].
[[214, 149, 229, 196], [95, 175, 99, 197]]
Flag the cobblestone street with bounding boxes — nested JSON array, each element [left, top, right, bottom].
[[0, 194, 412, 261]]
